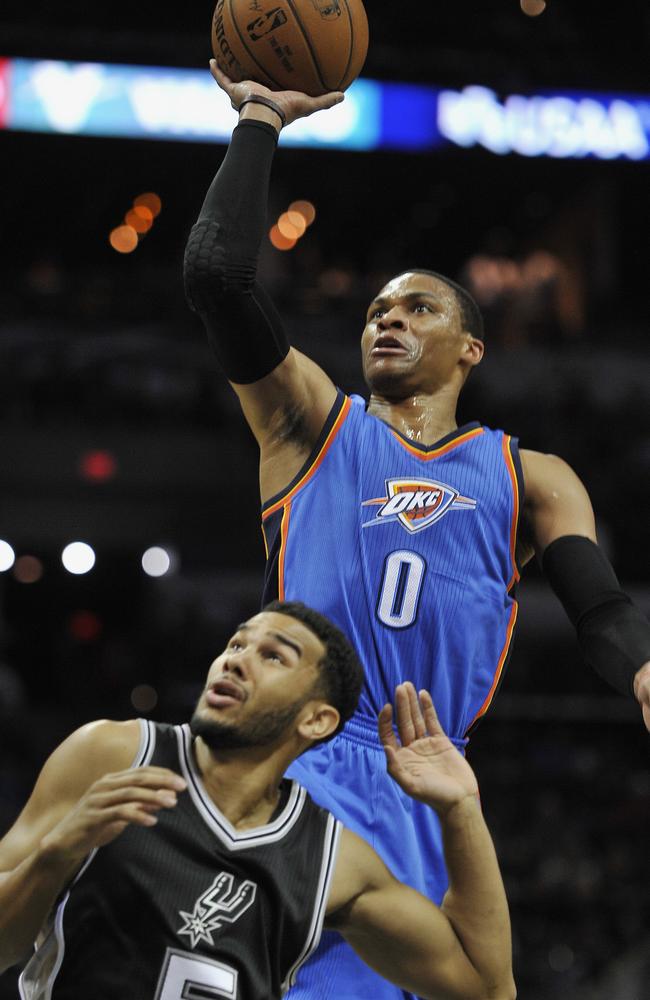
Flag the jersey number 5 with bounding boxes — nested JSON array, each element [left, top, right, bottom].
[[377, 550, 426, 629], [155, 948, 238, 999]]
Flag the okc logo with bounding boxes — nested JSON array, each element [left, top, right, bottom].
[[177, 872, 257, 948], [362, 478, 477, 534]]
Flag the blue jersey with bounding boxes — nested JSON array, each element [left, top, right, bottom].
[[262, 391, 522, 741]]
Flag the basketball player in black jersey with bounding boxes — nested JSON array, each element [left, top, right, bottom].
[[0, 602, 515, 1000]]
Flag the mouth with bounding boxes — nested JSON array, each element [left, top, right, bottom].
[[206, 678, 247, 708], [371, 335, 409, 357]]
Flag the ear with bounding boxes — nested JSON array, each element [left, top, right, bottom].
[[461, 335, 484, 369], [296, 702, 340, 745]]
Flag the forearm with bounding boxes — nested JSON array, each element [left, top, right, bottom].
[[0, 843, 80, 972], [183, 116, 290, 383], [542, 535, 650, 697], [440, 798, 514, 996]]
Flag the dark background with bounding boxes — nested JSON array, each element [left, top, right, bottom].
[[1, 2, 649, 997]]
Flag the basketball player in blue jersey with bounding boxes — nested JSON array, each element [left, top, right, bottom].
[[0, 602, 515, 1000], [183, 64, 650, 1000]]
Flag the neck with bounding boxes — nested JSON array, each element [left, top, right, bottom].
[[193, 737, 296, 830], [367, 384, 460, 445]]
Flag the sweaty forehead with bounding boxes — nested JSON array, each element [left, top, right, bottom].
[[241, 612, 325, 664], [374, 272, 458, 311]]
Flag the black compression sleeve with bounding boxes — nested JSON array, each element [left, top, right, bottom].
[[543, 535, 650, 697], [183, 119, 290, 384]]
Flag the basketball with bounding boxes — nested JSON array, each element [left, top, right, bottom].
[[212, 0, 369, 97]]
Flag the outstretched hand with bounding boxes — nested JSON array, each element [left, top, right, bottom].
[[378, 683, 479, 816], [210, 59, 344, 128]]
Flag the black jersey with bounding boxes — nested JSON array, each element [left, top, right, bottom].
[[20, 721, 342, 1000]]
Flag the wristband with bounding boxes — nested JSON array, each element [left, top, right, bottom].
[[238, 96, 287, 129]]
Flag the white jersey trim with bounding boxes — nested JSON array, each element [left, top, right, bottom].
[[18, 719, 157, 999], [176, 723, 308, 851], [282, 811, 342, 992]]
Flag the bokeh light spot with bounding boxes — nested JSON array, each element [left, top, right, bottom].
[[131, 684, 158, 712], [62, 542, 96, 575], [80, 450, 117, 483], [134, 192, 162, 218], [125, 207, 153, 234], [269, 225, 297, 251], [69, 610, 103, 642], [521, 0, 546, 15], [109, 225, 138, 254], [13, 555, 43, 584], [142, 546, 172, 578], [289, 200, 316, 226], [0, 539, 16, 572]]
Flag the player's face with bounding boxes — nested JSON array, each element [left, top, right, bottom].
[[360, 272, 467, 398], [191, 612, 326, 750]]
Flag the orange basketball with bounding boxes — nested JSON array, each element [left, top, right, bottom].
[[212, 0, 369, 97]]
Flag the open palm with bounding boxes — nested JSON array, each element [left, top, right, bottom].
[[378, 683, 479, 816]]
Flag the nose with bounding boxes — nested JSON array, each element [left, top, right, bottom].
[[377, 306, 407, 330], [222, 651, 249, 680]]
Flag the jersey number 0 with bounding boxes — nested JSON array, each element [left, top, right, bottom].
[[377, 550, 426, 629]]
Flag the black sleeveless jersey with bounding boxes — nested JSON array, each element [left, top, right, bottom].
[[20, 721, 342, 1000]]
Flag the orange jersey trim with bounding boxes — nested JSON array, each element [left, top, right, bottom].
[[467, 599, 519, 731], [277, 503, 291, 600], [390, 425, 484, 461], [262, 395, 352, 521], [502, 434, 521, 590]]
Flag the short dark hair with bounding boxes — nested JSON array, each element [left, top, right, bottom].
[[395, 268, 484, 340], [263, 600, 364, 741]]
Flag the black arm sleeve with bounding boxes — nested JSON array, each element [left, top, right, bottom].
[[183, 119, 290, 384], [542, 535, 650, 697]]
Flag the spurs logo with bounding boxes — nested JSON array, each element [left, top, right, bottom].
[[362, 478, 477, 534], [178, 872, 257, 948], [247, 8, 288, 40]]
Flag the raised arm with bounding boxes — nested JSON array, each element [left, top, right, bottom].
[[0, 720, 185, 972], [183, 64, 341, 501], [327, 685, 515, 1000], [520, 449, 650, 728]]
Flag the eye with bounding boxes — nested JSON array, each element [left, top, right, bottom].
[[228, 639, 244, 651], [369, 307, 385, 320], [413, 302, 431, 313], [265, 648, 285, 663]]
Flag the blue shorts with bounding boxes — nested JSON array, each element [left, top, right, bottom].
[[286, 714, 466, 1000]]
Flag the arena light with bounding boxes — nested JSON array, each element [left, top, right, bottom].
[[134, 192, 162, 217], [289, 200, 316, 226], [13, 555, 43, 584], [269, 225, 296, 251], [521, 0, 546, 15], [131, 684, 158, 712], [125, 206, 153, 234], [109, 225, 138, 254], [79, 449, 117, 482], [0, 539, 16, 572], [277, 212, 302, 240], [62, 541, 96, 575], [141, 545, 173, 577]]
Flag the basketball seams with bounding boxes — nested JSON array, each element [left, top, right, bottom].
[[228, 0, 285, 90], [284, 0, 331, 93], [337, 0, 354, 91]]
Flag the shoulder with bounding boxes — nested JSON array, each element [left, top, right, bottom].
[[520, 448, 588, 501], [38, 719, 144, 800]]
